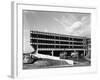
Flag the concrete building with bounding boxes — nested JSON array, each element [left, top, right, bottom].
[[86, 38, 91, 58], [30, 31, 91, 58]]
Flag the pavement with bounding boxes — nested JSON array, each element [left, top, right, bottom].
[[32, 53, 74, 65], [23, 53, 91, 69]]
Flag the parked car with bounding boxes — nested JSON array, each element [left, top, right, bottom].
[[71, 52, 78, 58], [23, 53, 38, 64], [60, 52, 68, 59]]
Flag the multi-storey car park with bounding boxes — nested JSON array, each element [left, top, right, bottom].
[[30, 30, 91, 59]]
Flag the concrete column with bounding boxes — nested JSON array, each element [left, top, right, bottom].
[[84, 50, 85, 56], [74, 50, 78, 60], [37, 49, 38, 54], [36, 45, 38, 54], [51, 50, 53, 56]]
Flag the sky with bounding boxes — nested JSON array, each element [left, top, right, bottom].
[[23, 10, 91, 53]]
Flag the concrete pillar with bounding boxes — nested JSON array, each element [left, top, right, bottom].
[[74, 50, 78, 60], [84, 50, 86, 56], [36, 45, 38, 54], [51, 50, 53, 56]]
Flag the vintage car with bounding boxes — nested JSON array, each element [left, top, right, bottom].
[[23, 53, 38, 64]]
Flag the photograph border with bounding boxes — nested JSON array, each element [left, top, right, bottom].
[[11, 2, 97, 78]]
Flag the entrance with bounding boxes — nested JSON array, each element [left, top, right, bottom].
[[53, 51, 61, 57], [78, 50, 84, 58]]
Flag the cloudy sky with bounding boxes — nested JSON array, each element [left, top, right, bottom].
[[23, 10, 91, 53]]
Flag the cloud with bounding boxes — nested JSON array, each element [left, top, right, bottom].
[[54, 14, 90, 37], [69, 21, 82, 31], [44, 28, 48, 32], [54, 17, 82, 35], [54, 15, 74, 27]]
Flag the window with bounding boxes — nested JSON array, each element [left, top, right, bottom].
[[30, 39, 37, 43], [38, 40, 54, 44], [73, 46, 83, 49], [73, 38, 83, 41], [73, 42, 83, 45], [30, 33, 38, 38], [60, 41, 69, 44], [60, 37, 68, 40], [38, 45, 54, 48]]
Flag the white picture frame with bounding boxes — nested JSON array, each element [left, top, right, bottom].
[[11, 1, 97, 78]]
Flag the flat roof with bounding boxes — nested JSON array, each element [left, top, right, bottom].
[[30, 30, 91, 39]]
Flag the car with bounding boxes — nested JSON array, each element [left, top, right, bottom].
[[23, 53, 38, 64]]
